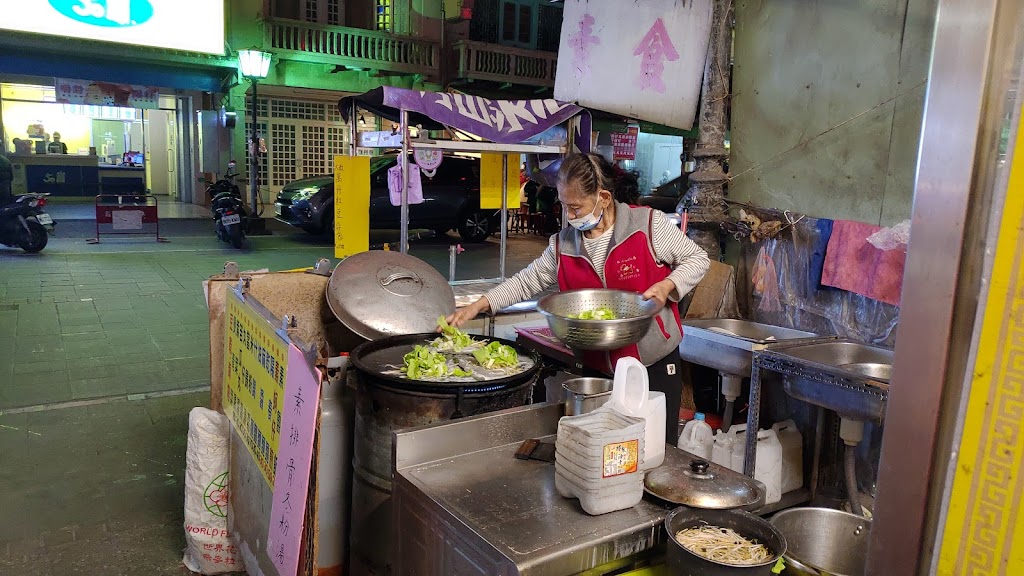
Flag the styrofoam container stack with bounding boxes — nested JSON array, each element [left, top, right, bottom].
[[555, 407, 646, 515]]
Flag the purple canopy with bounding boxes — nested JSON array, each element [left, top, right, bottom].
[[339, 87, 590, 147]]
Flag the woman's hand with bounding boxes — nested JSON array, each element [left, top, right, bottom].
[[642, 279, 675, 309], [443, 297, 491, 329]]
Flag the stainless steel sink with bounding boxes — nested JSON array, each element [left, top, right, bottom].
[[767, 340, 895, 422], [775, 341, 894, 384], [680, 319, 829, 375]]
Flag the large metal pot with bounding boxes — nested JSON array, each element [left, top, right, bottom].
[[665, 507, 787, 576], [769, 508, 870, 576], [348, 333, 540, 575]]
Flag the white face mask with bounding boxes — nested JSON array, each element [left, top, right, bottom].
[[568, 198, 605, 231]]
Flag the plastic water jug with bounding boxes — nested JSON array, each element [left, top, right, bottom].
[[713, 424, 783, 504], [772, 420, 804, 494], [607, 357, 665, 469], [677, 412, 714, 460], [711, 429, 739, 471]]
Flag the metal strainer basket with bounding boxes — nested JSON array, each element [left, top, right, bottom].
[[537, 289, 662, 351]]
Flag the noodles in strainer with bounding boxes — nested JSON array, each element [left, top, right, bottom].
[[675, 524, 771, 565]]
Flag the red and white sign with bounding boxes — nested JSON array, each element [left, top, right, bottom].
[[610, 127, 639, 160], [55, 78, 160, 109]]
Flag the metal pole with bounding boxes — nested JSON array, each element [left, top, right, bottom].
[[349, 101, 357, 157], [250, 80, 259, 219], [400, 109, 410, 254], [500, 154, 508, 280]]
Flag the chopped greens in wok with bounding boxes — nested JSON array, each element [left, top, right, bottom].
[[402, 345, 471, 379], [567, 307, 618, 320], [472, 341, 519, 369], [433, 316, 482, 352]]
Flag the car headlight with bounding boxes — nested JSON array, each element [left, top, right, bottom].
[[292, 186, 320, 201]]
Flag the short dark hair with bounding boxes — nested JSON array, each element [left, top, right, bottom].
[[557, 153, 640, 205]]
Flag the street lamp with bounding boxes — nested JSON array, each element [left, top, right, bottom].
[[237, 48, 273, 235]]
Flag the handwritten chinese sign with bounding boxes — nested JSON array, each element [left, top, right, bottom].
[[554, 0, 713, 130], [334, 155, 371, 259], [268, 344, 321, 576], [634, 18, 680, 93], [223, 292, 289, 487]]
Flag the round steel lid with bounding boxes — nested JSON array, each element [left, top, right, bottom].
[[645, 450, 764, 510], [327, 251, 456, 340]]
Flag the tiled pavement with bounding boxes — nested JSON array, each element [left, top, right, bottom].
[[0, 221, 547, 575]]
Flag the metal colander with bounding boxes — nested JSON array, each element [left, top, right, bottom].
[[536, 289, 662, 351]]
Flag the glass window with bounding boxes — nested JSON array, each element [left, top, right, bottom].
[[518, 5, 532, 44], [376, 0, 392, 31], [501, 2, 517, 41]]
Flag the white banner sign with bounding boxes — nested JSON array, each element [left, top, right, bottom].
[[554, 0, 713, 130], [1, 1, 225, 55]]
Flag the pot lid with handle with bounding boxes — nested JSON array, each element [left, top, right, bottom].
[[645, 447, 765, 510], [327, 251, 456, 340]]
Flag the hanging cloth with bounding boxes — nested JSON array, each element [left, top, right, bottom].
[[388, 163, 424, 206]]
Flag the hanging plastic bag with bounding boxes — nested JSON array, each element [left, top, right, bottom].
[[752, 245, 782, 312], [182, 408, 240, 574], [867, 219, 911, 252]]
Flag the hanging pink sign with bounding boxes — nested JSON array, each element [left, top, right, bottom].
[[267, 345, 322, 576]]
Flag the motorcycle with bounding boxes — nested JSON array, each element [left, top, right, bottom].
[[204, 162, 248, 249], [0, 193, 55, 253]]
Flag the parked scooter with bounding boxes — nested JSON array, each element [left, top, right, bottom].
[[204, 161, 248, 249], [0, 193, 55, 253]]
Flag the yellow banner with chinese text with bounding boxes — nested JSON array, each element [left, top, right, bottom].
[[480, 153, 520, 210], [334, 155, 371, 258], [223, 292, 289, 488]]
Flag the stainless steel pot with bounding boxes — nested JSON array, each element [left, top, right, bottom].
[[665, 507, 787, 576], [769, 508, 870, 576], [562, 377, 612, 415]]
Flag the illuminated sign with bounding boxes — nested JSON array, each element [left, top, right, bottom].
[[1, 0, 225, 55]]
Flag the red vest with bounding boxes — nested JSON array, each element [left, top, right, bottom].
[[556, 205, 683, 374]]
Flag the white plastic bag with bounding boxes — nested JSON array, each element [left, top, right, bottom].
[[182, 408, 240, 574], [867, 219, 911, 251]]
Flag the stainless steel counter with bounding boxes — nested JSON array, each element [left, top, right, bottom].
[[393, 403, 671, 576]]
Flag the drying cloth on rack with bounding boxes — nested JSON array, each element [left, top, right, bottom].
[[388, 163, 424, 206], [821, 219, 906, 306], [808, 218, 838, 295]]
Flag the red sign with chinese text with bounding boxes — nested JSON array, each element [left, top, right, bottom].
[[611, 127, 639, 160]]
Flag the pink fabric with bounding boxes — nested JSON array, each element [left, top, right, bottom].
[[821, 220, 906, 306], [388, 164, 424, 206]]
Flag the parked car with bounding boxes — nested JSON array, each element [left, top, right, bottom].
[[274, 155, 499, 242], [639, 173, 688, 214]]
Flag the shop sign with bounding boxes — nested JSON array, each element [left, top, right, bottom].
[[480, 154, 520, 210], [223, 292, 290, 488], [554, 0, 713, 130], [1, 0, 224, 54], [267, 345, 320, 576], [334, 155, 371, 258], [55, 78, 160, 109], [610, 127, 639, 160]]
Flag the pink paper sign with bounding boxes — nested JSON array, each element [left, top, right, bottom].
[[267, 344, 321, 576]]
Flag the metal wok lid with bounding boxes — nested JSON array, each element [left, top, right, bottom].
[[350, 333, 541, 394], [645, 447, 765, 510], [327, 251, 456, 340]]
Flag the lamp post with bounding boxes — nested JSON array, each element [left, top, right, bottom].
[[237, 48, 273, 235]]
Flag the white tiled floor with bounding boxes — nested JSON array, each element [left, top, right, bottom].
[[43, 197, 213, 220]]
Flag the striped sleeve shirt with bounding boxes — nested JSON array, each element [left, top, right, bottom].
[[484, 209, 711, 312]]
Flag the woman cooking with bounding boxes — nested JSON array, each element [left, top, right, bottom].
[[447, 153, 711, 444]]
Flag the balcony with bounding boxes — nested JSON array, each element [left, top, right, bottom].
[[451, 40, 557, 88], [266, 19, 438, 78]]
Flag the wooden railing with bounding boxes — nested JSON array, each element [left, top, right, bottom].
[[451, 40, 557, 87], [266, 19, 438, 77]]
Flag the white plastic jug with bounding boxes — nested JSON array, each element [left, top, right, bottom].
[[756, 429, 783, 505], [772, 420, 804, 494], [714, 424, 783, 504], [711, 428, 740, 472], [607, 357, 665, 469], [677, 412, 714, 460]]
